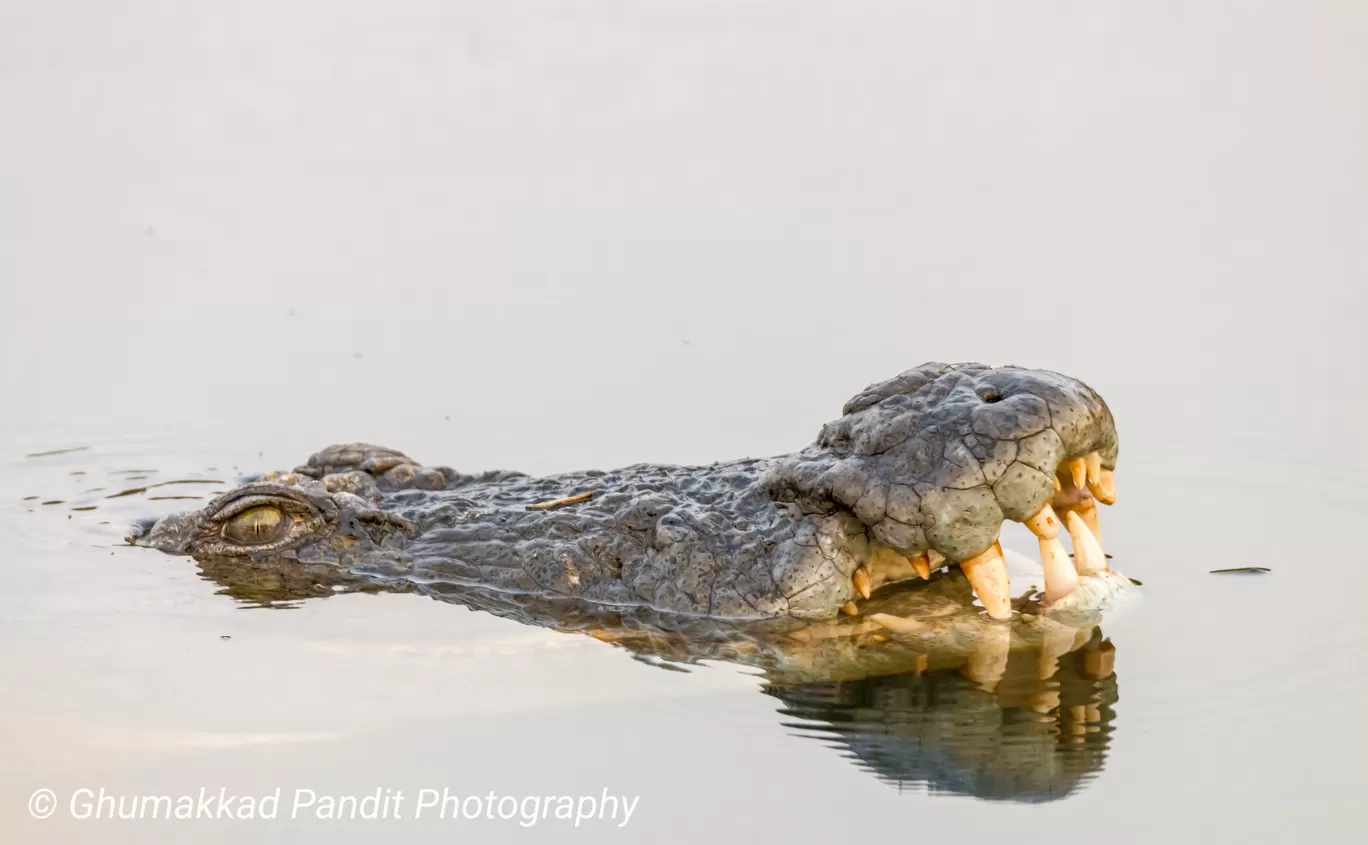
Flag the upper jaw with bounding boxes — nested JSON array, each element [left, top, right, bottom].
[[764, 363, 1124, 622]]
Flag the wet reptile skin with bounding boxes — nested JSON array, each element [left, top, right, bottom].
[[134, 362, 1117, 625]]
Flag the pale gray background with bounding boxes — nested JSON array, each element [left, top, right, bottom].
[[2, 1, 1366, 843]]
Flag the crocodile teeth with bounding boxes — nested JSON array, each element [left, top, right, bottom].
[[928, 549, 946, 568], [841, 601, 860, 616], [1073, 497, 1103, 543], [1085, 451, 1102, 487], [1067, 457, 1087, 491], [960, 541, 1012, 620], [911, 554, 931, 580], [868, 613, 928, 635], [1054, 475, 1062, 492], [853, 567, 872, 600], [1039, 535, 1078, 603], [866, 546, 919, 589], [1023, 503, 1061, 539], [1090, 468, 1117, 504], [1065, 510, 1107, 573]]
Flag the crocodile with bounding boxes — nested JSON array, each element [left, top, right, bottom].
[[130, 361, 1126, 632]]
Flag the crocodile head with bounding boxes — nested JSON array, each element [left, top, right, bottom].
[[763, 362, 1120, 620], [131, 362, 1123, 626]]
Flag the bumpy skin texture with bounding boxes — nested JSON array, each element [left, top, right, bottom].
[[134, 363, 1116, 625], [763, 363, 1117, 561]]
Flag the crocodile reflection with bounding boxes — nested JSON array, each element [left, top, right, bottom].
[[193, 553, 1126, 802]]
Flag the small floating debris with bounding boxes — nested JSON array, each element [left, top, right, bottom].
[[70, 506, 98, 512], [41, 500, 65, 506], [105, 487, 148, 499], [527, 491, 594, 511], [106, 479, 224, 499], [25, 446, 90, 458], [1209, 567, 1271, 575]]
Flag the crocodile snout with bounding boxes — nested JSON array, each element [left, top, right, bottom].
[[126, 512, 197, 554]]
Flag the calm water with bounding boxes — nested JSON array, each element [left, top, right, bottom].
[[3, 2, 1366, 842]]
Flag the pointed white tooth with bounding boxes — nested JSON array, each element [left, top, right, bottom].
[[911, 554, 931, 580], [1065, 510, 1107, 573], [1085, 451, 1102, 487], [1089, 468, 1117, 505], [1023, 503, 1061, 539], [1054, 475, 1062, 492], [960, 541, 1012, 620], [1039, 535, 1078, 603], [927, 549, 946, 568], [841, 601, 860, 616], [1067, 457, 1087, 490], [1074, 497, 1103, 544], [853, 567, 872, 599]]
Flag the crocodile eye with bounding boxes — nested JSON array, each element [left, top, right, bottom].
[[222, 505, 288, 545]]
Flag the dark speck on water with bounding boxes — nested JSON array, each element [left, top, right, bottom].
[[1210, 567, 1272, 574], [24, 446, 90, 458]]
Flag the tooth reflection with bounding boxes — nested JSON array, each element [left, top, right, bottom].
[[766, 623, 1122, 803], [962, 623, 1011, 692]]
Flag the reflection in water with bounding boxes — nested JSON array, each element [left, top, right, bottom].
[[768, 631, 1116, 801], [190, 554, 1124, 803]]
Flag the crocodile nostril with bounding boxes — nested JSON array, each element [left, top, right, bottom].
[[979, 390, 1002, 403]]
